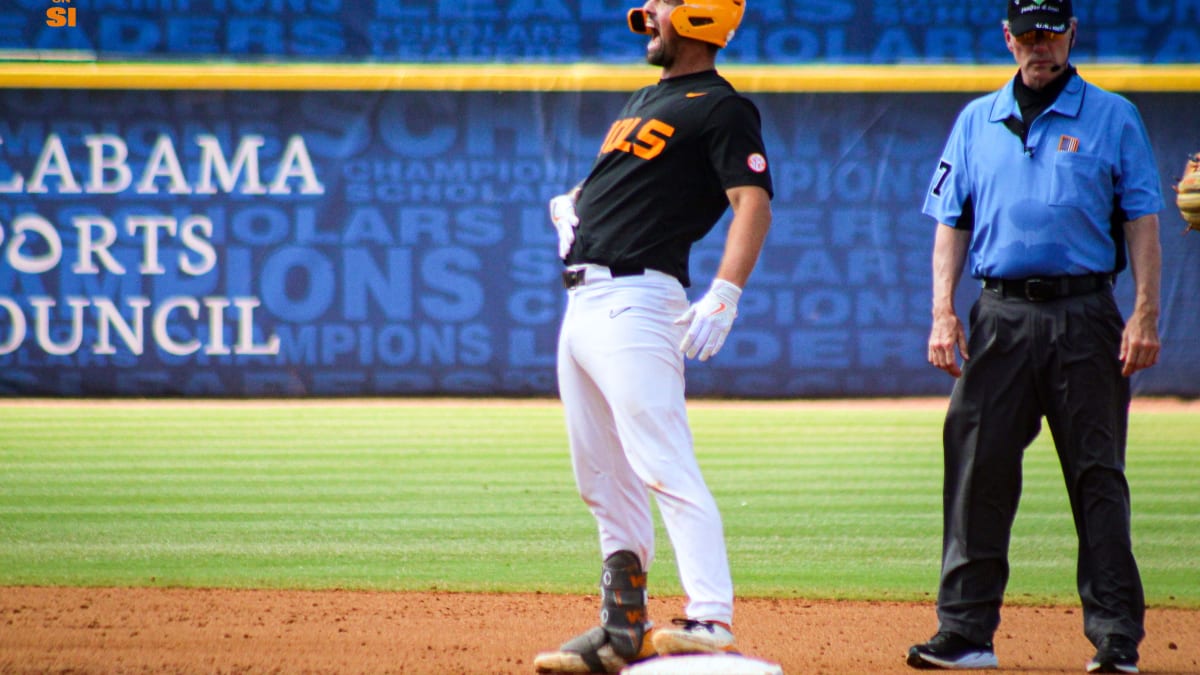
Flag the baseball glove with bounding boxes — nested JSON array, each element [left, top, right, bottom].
[[1175, 152, 1200, 233]]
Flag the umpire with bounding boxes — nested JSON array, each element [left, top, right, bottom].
[[908, 0, 1163, 672]]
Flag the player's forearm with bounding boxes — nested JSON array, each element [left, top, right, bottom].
[[931, 224, 969, 316], [715, 187, 772, 287]]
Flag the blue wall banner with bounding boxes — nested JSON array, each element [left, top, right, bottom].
[[2, 1, 1198, 64], [2, 88, 1197, 398]]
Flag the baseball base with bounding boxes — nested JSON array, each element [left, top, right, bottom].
[[620, 653, 784, 675]]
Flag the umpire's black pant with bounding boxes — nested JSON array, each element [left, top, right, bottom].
[[936, 285, 1145, 648]]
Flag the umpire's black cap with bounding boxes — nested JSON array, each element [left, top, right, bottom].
[[1008, 0, 1073, 35]]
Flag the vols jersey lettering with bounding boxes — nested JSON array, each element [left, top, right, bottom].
[[600, 117, 677, 160], [601, 117, 641, 154]]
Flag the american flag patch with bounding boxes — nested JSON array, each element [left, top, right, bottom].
[[1058, 135, 1080, 152]]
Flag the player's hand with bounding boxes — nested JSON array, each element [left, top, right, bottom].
[[675, 279, 742, 361], [548, 187, 581, 260]]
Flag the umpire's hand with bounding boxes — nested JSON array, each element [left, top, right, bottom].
[[928, 310, 968, 377]]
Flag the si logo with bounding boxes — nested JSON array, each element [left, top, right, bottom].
[[46, 0, 77, 28]]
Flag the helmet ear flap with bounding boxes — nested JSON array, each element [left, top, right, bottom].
[[627, 8, 651, 35], [667, 1, 744, 48], [670, 7, 718, 41]]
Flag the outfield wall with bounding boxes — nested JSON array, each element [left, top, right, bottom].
[[1, 2, 1198, 398], [1, 79, 1196, 398]]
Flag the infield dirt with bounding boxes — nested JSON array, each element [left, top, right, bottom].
[[1, 587, 1197, 674]]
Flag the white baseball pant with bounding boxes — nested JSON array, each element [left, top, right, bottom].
[[557, 263, 734, 625]]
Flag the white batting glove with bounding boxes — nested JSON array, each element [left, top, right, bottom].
[[548, 187, 581, 260], [675, 279, 742, 361]]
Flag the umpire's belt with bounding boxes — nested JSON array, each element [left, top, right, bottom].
[[982, 273, 1113, 302], [562, 264, 646, 289]]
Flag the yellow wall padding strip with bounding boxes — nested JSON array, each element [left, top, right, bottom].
[[0, 62, 1197, 93]]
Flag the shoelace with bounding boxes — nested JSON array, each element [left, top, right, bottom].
[[671, 618, 716, 633]]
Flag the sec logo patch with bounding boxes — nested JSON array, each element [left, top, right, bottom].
[[747, 153, 767, 173]]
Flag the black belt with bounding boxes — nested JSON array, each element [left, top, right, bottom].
[[562, 265, 646, 289], [982, 274, 1113, 302]]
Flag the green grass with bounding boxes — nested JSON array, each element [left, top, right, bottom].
[[0, 401, 1195, 608]]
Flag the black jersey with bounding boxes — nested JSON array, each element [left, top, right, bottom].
[[569, 70, 773, 287]]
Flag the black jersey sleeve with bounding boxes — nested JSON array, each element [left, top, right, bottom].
[[703, 95, 774, 198]]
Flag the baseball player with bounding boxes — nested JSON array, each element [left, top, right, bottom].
[[907, 0, 1162, 672], [533, 0, 773, 672]]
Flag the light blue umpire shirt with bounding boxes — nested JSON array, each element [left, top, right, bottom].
[[922, 71, 1163, 280]]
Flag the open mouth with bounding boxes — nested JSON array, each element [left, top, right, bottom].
[[648, 27, 662, 51], [627, 8, 663, 53]]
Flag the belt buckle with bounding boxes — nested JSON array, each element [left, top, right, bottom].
[[562, 268, 585, 289], [1023, 277, 1055, 301]]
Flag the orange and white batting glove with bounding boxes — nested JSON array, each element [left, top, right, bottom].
[[548, 187, 582, 260], [675, 278, 742, 361]]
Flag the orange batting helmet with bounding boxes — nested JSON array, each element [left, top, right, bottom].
[[627, 0, 746, 48]]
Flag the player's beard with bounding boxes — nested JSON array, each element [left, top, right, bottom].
[[646, 37, 675, 69]]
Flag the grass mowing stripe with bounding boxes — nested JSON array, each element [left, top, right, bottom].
[[0, 403, 1194, 606]]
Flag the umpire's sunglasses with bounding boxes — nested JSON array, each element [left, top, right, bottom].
[[1013, 29, 1069, 45]]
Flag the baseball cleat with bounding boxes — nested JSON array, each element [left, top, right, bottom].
[[651, 618, 735, 655], [534, 625, 657, 673]]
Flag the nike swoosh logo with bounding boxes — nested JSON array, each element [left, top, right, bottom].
[[685, 92, 707, 98], [609, 307, 632, 318], [706, 303, 726, 316]]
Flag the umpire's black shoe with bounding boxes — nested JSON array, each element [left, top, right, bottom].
[[906, 631, 998, 669], [1086, 634, 1139, 673]]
